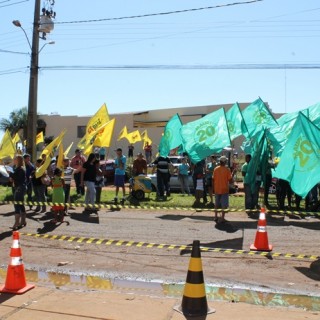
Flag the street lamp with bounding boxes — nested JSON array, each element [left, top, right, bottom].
[[12, 0, 54, 161], [39, 41, 55, 53]]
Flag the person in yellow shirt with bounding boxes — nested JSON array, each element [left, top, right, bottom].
[[213, 156, 233, 223]]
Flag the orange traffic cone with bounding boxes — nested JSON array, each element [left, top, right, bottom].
[[174, 240, 215, 317], [250, 207, 273, 252], [0, 231, 35, 294]]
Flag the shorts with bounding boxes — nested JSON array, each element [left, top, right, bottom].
[[215, 194, 229, 209], [114, 174, 125, 187]]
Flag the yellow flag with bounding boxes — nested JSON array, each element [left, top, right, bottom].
[[12, 132, 21, 145], [93, 118, 115, 147], [56, 143, 64, 170], [0, 130, 16, 160], [36, 131, 44, 145], [125, 130, 142, 144], [117, 126, 128, 141], [36, 130, 66, 178], [35, 154, 51, 178], [41, 130, 66, 157], [141, 130, 152, 148], [78, 103, 109, 149], [64, 142, 73, 157], [83, 143, 93, 157]]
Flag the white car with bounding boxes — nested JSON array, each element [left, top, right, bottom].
[[148, 173, 194, 193]]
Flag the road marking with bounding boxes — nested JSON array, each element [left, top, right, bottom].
[[21, 232, 319, 261]]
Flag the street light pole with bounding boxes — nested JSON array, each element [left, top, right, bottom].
[[26, 0, 41, 161]]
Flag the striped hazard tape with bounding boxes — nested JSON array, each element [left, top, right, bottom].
[[1, 200, 320, 217], [21, 233, 319, 261]]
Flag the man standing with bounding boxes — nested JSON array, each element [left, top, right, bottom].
[[242, 154, 254, 210], [153, 155, 172, 200], [132, 152, 147, 176], [114, 148, 126, 203], [144, 142, 152, 164], [213, 156, 232, 223], [23, 153, 35, 210], [70, 149, 86, 196]]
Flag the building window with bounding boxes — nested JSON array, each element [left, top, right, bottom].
[[77, 126, 86, 138]]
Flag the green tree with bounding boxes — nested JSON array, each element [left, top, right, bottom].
[[0, 107, 46, 140]]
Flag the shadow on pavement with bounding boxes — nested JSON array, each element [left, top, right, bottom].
[[295, 259, 320, 281], [157, 214, 213, 222], [69, 212, 99, 224], [0, 230, 13, 241], [0, 293, 14, 305], [37, 220, 70, 234]]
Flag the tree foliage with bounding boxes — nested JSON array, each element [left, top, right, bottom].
[[0, 107, 46, 140]]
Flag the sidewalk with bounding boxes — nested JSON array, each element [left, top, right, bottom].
[[0, 286, 319, 320]]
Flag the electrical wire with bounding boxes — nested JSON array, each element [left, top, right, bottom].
[[0, 48, 28, 55], [0, 0, 28, 9], [0, 67, 27, 75], [40, 64, 320, 71], [55, 0, 263, 25]]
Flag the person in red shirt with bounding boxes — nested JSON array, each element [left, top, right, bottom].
[[213, 155, 233, 223], [132, 152, 147, 176]]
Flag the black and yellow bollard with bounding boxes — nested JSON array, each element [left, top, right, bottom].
[[174, 240, 215, 317]]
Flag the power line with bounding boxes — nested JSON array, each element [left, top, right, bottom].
[[0, 0, 28, 9], [40, 64, 320, 71], [0, 67, 27, 75], [55, 0, 263, 25], [0, 48, 28, 55]]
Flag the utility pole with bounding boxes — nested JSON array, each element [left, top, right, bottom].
[[26, 0, 41, 161]]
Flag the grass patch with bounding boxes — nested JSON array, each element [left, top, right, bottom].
[[0, 185, 247, 209]]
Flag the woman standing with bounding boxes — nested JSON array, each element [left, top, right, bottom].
[[81, 153, 97, 212], [9, 155, 27, 230]]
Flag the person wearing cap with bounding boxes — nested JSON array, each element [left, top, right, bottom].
[[23, 153, 35, 210], [70, 149, 86, 196], [213, 155, 233, 223], [114, 148, 127, 202], [132, 152, 147, 176]]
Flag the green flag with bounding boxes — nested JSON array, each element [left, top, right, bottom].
[[242, 130, 268, 193], [159, 113, 183, 156], [226, 102, 248, 140], [242, 97, 278, 137], [180, 108, 230, 163], [302, 102, 320, 128], [273, 113, 320, 198], [267, 111, 299, 156]]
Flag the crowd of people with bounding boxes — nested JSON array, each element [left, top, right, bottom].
[[5, 142, 319, 229]]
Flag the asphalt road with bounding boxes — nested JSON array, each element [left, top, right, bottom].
[[0, 204, 319, 296]]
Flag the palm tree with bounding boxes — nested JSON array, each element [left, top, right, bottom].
[[0, 107, 46, 140]]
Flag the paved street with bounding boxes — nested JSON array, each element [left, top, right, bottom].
[[0, 203, 319, 318]]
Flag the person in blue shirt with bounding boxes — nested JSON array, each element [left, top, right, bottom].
[[114, 148, 127, 202], [178, 158, 190, 195]]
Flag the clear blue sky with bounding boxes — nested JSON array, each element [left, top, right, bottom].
[[1, 0, 320, 135]]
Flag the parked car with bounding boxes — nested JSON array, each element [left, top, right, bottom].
[[148, 173, 194, 193], [99, 159, 129, 185], [99, 159, 115, 185]]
